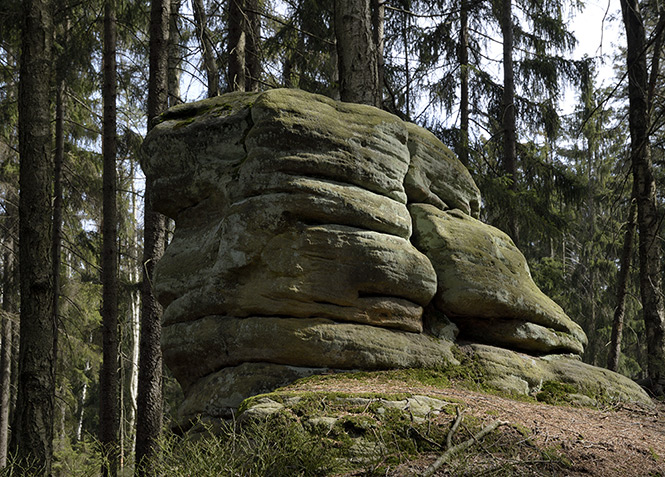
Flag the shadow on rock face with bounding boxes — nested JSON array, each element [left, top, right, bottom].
[[141, 89, 644, 424]]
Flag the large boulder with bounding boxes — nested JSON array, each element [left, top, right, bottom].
[[141, 88, 647, 423]]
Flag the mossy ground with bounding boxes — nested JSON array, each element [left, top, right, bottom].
[[25, 366, 662, 476], [226, 367, 596, 476]]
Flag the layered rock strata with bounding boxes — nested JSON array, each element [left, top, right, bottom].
[[141, 89, 637, 424]]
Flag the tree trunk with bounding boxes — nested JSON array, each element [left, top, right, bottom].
[[9, 314, 18, 434], [10, 0, 56, 473], [136, 0, 170, 474], [168, 0, 183, 106], [100, 0, 120, 474], [192, 0, 219, 97], [608, 191, 637, 372], [75, 351, 91, 442], [122, 160, 141, 464], [245, 0, 261, 91], [0, 241, 16, 468], [620, 0, 665, 393], [500, 0, 518, 244], [371, 0, 384, 106], [0, 313, 11, 469], [458, 0, 470, 166], [52, 75, 64, 375], [403, 10, 410, 118], [335, 0, 380, 106], [228, 0, 246, 92]]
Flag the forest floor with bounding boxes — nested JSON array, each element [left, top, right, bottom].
[[287, 376, 665, 476]]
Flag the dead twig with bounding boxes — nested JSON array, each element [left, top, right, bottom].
[[423, 417, 510, 477], [446, 407, 464, 449]]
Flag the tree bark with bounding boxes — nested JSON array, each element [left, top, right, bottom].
[[136, 0, 170, 474], [335, 0, 380, 106], [620, 0, 665, 392], [228, 0, 247, 92], [371, 0, 384, 106], [0, 238, 16, 468], [9, 315, 18, 437], [100, 0, 120, 474], [192, 0, 219, 97], [0, 313, 11, 469], [10, 0, 56, 473], [245, 0, 261, 91], [168, 0, 183, 106], [458, 0, 470, 166], [500, 0, 519, 244], [52, 74, 64, 381], [0, 188, 17, 470], [608, 190, 637, 372], [403, 10, 410, 118]]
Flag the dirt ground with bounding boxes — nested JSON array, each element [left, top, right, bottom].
[[290, 377, 665, 476]]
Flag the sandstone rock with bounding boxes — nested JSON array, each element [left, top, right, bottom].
[[142, 89, 437, 333], [468, 344, 650, 403], [139, 89, 611, 425], [177, 362, 325, 422], [142, 92, 259, 221], [457, 318, 584, 355], [409, 204, 587, 354], [162, 315, 458, 392], [405, 123, 481, 218]]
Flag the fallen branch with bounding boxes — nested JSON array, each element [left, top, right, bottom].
[[446, 407, 464, 449], [423, 417, 509, 477]]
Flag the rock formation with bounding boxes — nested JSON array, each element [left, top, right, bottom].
[[141, 89, 648, 425]]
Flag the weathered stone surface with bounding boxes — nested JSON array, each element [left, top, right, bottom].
[[143, 89, 437, 334], [162, 315, 457, 392], [142, 92, 260, 221], [178, 363, 325, 422], [410, 204, 587, 354], [457, 318, 584, 355], [405, 123, 481, 218], [138, 88, 630, 425], [468, 344, 651, 404]]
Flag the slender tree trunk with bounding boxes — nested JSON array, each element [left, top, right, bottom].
[[0, 241, 16, 468], [192, 0, 219, 97], [371, 0, 384, 106], [608, 191, 637, 372], [122, 160, 141, 464], [0, 313, 11, 469], [403, 10, 410, 118], [100, 0, 120, 474], [586, 150, 598, 366], [500, 0, 518, 244], [245, 0, 261, 91], [0, 189, 17, 469], [75, 352, 91, 442], [228, 0, 247, 92], [647, 12, 665, 114], [9, 315, 18, 434], [282, 44, 295, 87], [136, 0, 170, 475], [168, 0, 183, 107], [11, 0, 56, 473], [52, 76, 64, 372], [458, 0, 470, 166], [335, 0, 380, 106], [620, 0, 665, 392]]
